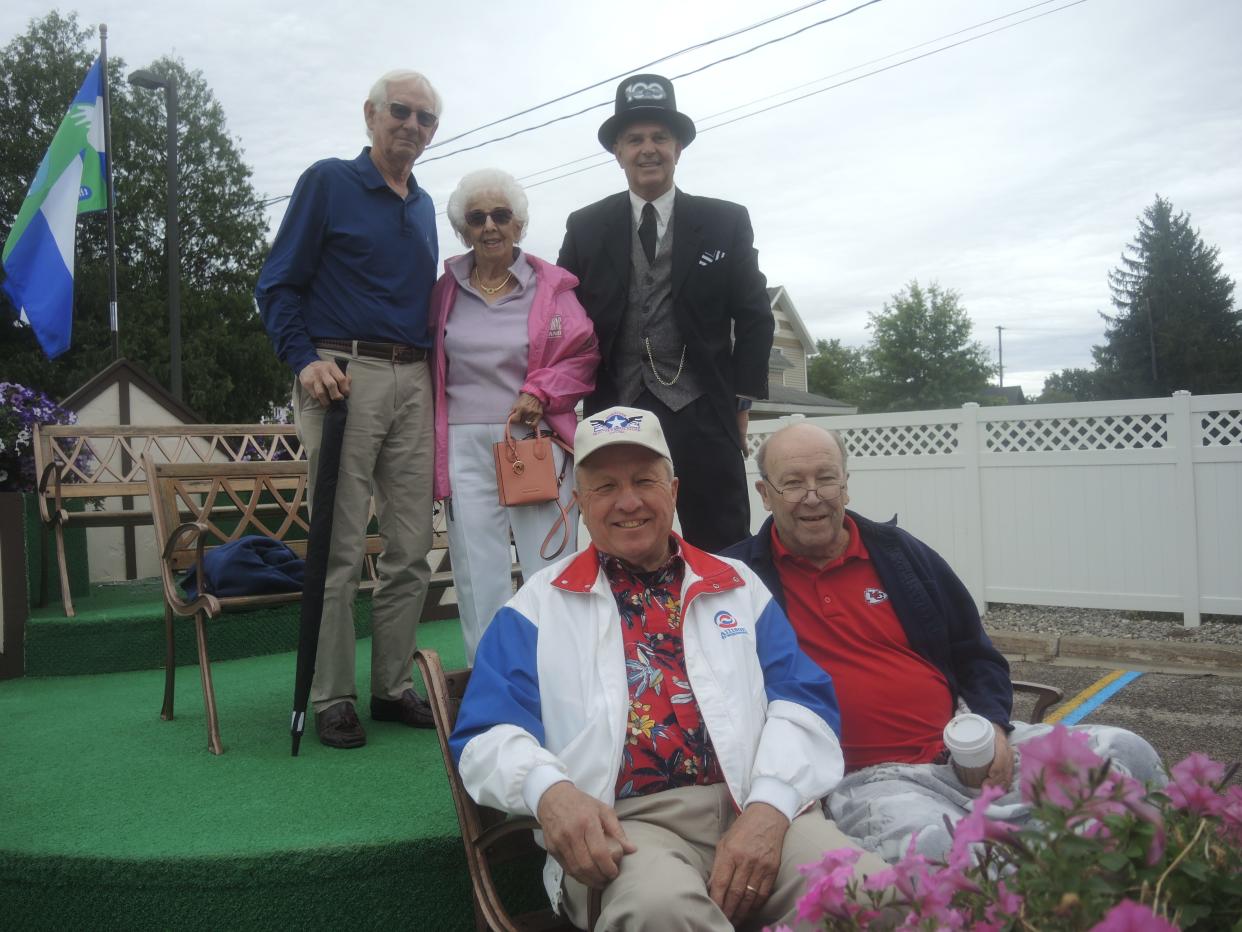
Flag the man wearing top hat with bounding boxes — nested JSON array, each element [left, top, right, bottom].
[[558, 74, 774, 554]]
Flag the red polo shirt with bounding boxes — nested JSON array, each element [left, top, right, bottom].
[[772, 517, 953, 770]]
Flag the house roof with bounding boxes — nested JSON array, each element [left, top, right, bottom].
[[981, 385, 1026, 405], [768, 346, 794, 370], [767, 285, 816, 353], [752, 384, 857, 416], [62, 357, 202, 423]]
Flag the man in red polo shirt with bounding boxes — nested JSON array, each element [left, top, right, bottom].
[[723, 422, 1164, 862]]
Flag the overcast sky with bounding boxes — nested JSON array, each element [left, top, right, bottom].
[[5, 0, 1240, 397]]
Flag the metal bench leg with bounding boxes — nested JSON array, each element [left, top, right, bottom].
[[53, 521, 76, 617], [192, 610, 224, 755], [161, 603, 176, 721]]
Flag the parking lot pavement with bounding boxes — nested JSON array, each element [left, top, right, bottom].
[[1009, 660, 1242, 770]]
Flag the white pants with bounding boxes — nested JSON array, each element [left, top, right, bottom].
[[446, 422, 577, 663]]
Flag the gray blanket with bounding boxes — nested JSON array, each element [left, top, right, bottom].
[[826, 722, 1166, 863]]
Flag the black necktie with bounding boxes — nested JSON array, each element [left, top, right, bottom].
[[638, 201, 657, 264]]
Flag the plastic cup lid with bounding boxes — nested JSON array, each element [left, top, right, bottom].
[[943, 713, 995, 767]]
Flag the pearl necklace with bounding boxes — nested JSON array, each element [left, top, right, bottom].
[[473, 266, 513, 296]]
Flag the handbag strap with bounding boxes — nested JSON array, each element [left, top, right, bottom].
[[540, 498, 575, 561]]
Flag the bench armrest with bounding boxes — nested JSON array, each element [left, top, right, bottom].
[[160, 520, 220, 617], [37, 461, 67, 524]]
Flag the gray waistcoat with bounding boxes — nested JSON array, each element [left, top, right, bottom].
[[612, 212, 703, 411]]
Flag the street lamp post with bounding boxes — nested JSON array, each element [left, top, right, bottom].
[[128, 69, 181, 402]]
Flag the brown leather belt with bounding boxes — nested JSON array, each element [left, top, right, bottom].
[[313, 339, 427, 364]]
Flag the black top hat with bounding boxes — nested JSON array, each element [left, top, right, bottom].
[[597, 74, 697, 152]]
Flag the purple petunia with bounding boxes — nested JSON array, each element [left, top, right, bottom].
[[0, 382, 78, 492]]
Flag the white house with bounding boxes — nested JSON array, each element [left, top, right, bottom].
[[754, 285, 857, 419]]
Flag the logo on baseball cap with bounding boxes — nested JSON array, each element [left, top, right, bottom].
[[574, 405, 673, 467]]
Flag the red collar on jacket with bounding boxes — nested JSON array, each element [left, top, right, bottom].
[[552, 534, 744, 610]]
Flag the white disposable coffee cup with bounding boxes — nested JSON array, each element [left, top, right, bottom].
[[943, 713, 996, 787]]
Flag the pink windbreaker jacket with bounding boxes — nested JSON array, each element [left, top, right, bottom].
[[430, 252, 600, 502]]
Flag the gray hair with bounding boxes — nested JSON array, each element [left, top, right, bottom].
[[446, 169, 530, 247], [365, 70, 442, 140], [755, 424, 849, 478]]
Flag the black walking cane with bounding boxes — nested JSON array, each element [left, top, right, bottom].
[[291, 358, 349, 756]]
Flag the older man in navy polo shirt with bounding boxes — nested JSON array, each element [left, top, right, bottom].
[[256, 70, 441, 749]]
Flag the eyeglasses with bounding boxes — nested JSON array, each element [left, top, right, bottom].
[[387, 101, 438, 128], [465, 208, 515, 228], [764, 479, 844, 504]]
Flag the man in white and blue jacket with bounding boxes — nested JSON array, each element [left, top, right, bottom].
[[450, 406, 882, 931]]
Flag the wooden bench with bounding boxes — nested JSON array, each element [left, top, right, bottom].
[[144, 453, 512, 754], [33, 423, 302, 616]]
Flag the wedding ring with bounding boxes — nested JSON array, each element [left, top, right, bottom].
[[745, 884, 758, 894]]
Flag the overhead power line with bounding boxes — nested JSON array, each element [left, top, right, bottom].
[[427, 0, 838, 150], [511, 0, 1093, 194], [263, 0, 1092, 218], [418, 0, 885, 165]]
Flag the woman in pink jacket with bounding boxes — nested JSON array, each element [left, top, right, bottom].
[[431, 169, 600, 663]]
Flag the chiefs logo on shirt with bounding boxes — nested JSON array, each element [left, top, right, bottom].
[[863, 588, 889, 605]]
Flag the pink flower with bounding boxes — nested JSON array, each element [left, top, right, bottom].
[[1019, 725, 1107, 808], [1218, 785, 1242, 846], [796, 847, 864, 923], [1083, 770, 1166, 865], [996, 880, 1023, 914], [1089, 899, 1179, 931], [948, 784, 1020, 869], [1166, 752, 1226, 816]]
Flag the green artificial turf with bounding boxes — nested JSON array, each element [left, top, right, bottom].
[[24, 578, 376, 677], [0, 620, 547, 931]]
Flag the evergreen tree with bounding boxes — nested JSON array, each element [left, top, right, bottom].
[[858, 280, 994, 413], [0, 11, 288, 421], [1095, 195, 1241, 397]]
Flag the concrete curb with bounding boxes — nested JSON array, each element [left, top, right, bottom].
[[988, 630, 1242, 678]]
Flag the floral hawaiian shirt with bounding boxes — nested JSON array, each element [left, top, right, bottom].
[[601, 540, 724, 800]]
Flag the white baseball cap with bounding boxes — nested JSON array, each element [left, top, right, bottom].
[[574, 406, 672, 466]]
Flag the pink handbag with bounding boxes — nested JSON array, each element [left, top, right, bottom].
[[493, 418, 574, 559]]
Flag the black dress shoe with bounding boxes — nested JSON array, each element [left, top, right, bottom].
[[316, 701, 367, 749], [370, 689, 435, 729]]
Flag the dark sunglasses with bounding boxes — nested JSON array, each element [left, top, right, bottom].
[[464, 208, 515, 227], [386, 101, 438, 128]]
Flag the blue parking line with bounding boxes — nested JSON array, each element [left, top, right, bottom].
[[1057, 671, 1144, 725]]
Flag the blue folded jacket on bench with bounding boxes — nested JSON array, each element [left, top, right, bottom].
[[181, 537, 305, 599]]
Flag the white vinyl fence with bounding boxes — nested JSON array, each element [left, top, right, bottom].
[[743, 392, 1242, 628]]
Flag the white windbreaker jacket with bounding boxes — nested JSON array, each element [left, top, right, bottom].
[[449, 537, 845, 911]]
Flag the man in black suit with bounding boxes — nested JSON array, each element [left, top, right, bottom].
[[558, 73, 774, 553]]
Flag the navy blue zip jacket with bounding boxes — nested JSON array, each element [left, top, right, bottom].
[[722, 511, 1013, 729]]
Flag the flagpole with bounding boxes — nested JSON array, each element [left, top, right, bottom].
[[99, 23, 121, 359]]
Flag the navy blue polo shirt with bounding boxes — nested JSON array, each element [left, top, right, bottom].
[[255, 148, 438, 373]]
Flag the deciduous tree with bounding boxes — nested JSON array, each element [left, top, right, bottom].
[[0, 11, 288, 421], [858, 280, 994, 413], [806, 338, 866, 404]]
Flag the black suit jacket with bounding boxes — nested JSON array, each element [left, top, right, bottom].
[[556, 189, 773, 435]]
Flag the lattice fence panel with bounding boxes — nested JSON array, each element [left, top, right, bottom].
[[1199, 409, 1242, 447], [840, 423, 959, 457], [984, 414, 1168, 452]]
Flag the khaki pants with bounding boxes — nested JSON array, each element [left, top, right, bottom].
[[562, 784, 885, 931], [294, 350, 434, 712]]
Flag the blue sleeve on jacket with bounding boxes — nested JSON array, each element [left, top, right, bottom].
[[255, 165, 327, 375], [754, 597, 842, 736], [449, 607, 544, 764]]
